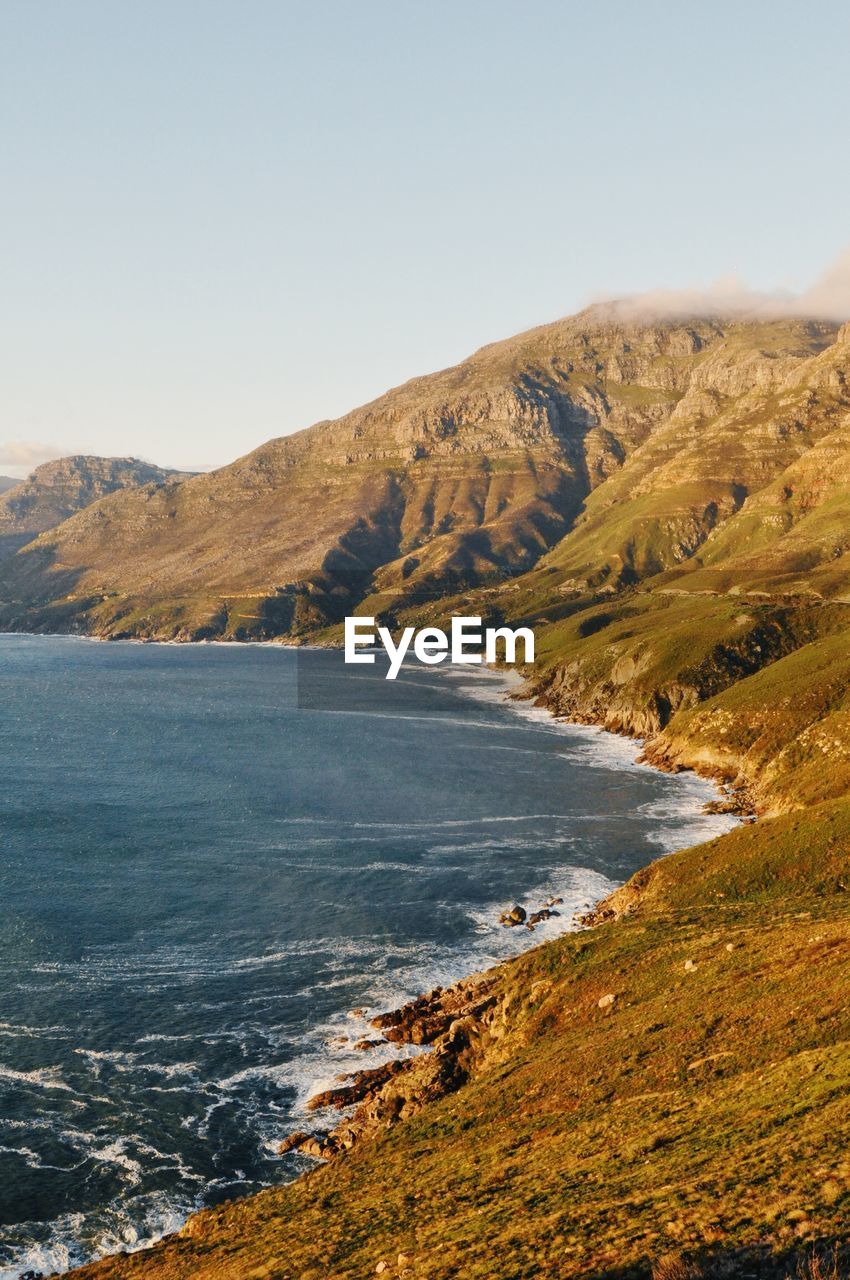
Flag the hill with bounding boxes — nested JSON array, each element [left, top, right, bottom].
[[1, 312, 845, 642], [16, 305, 850, 1278], [0, 474, 17, 494], [0, 456, 189, 568]]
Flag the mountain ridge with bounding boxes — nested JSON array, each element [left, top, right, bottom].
[[1, 310, 845, 644], [15, 302, 850, 1280], [0, 455, 191, 569]]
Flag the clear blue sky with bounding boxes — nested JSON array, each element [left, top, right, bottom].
[[2, 0, 849, 476]]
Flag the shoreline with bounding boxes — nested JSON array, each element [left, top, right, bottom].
[[0, 636, 742, 1278], [271, 668, 743, 1166]]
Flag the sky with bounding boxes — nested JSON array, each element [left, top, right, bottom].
[[1, 0, 849, 478]]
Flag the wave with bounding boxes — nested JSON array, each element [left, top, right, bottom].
[[0, 1064, 74, 1092], [0, 643, 740, 1276]]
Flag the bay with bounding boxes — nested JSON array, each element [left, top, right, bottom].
[[0, 636, 735, 1276]]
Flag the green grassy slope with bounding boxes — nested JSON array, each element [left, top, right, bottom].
[[73, 805, 850, 1280], [52, 309, 850, 1278]]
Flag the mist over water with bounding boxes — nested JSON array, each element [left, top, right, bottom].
[[0, 638, 736, 1276]]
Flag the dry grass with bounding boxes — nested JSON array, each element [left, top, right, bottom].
[[652, 1254, 705, 1280], [791, 1246, 847, 1280]]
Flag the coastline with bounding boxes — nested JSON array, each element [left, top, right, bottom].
[[0, 635, 742, 1278], [269, 666, 742, 1168]]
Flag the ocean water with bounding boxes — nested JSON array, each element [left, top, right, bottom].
[[0, 636, 737, 1276]]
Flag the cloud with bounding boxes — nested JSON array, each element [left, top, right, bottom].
[[590, 247, 850, 324], [0, 440, 64, 478], [797, 250, 850, 320]]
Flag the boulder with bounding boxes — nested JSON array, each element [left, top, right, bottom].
[[298, 1136, 329, 1159], [306, 1060, 408, 1112], [528, 908, 560, 925], [278, 1130, 310, 1155], [499, 905, 527, 927]]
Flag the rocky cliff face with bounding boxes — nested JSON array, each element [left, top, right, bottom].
[[0, 455, 188, 567]]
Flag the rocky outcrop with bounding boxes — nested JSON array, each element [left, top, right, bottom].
[[292, 974, 506, 1161], [305, 1061, 409, 1112], [370, 977, 499, 1046], [0, 455, 188, 567]]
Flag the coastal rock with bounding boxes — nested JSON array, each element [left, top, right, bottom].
[[278, 1130, 310, 1155], [306, 1060, 408, 1112], [371, 978, 497, 1046], [499, 905, 527, 927], [528, 908, 560, 925], [305, 974, 507, 1161], [297, 1136, 331, 1159]]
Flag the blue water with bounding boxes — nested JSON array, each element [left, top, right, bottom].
[[0, 636, 736, 1276]]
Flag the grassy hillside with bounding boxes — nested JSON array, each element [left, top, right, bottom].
[[2, 313, 846, 642], [26, 307, 850, 1278], [72, 804, 850, 1280]]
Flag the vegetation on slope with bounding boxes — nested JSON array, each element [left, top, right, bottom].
[[11, 307, 850, 1278], [72, 804, 850, 1279], [2, 313, 846, 642]]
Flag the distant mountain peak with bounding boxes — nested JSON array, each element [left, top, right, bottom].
[[0, 454, 188, 569]]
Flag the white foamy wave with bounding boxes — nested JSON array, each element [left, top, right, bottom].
[[0, 1190, 199, 1280], [0, 1063, 74, 1092], [450, 664, 739, 843], [0, 1020, 69, 1039], [637, 793, 738, 852]]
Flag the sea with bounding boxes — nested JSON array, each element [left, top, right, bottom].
[[0, 636, 737, 1276]]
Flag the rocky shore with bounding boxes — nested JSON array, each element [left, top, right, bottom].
[[278, 971, 509, 1163], [273, 686, 741, 1174], [276, 885, 579, 1166]]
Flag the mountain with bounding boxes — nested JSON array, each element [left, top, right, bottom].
[[0, 475, 17, 494], [0, 455, 190, 567], [1, 311, 846, 642], [49, 305, 850, 1279]]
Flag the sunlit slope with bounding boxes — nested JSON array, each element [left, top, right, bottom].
[[0, 455, 186, 566], [72, 802, 850, 1280], [2, 312, 844, 640]]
